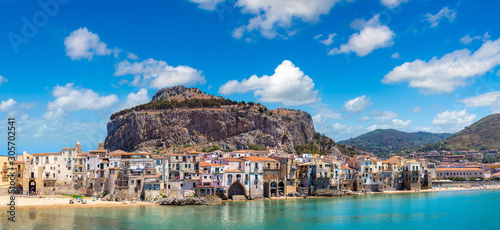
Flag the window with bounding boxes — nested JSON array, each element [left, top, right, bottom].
[[54, 157, 57, 161], [193, 183, 196, 187]]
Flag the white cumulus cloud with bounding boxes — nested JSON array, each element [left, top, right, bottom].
[[432, 109, 476, 125], [0, 98, 17, 112], [412, 106, 422, 113], [45, 83, 119, 119], [424, 7, 456, 28], [459, 92, 500, 113], [329, 14, 395, 57], [380, 0, 408, 9], [115, 58, 206, 89], [189, 0, 341, 39], [343, 95, 372, 113], [382, 38, 500, 94], [218, 60, 320, 106], [64, 27, 117, 60], [124, 88, 150, 109]]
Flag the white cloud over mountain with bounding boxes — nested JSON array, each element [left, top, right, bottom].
[[367, 119, 412, 131], [432, 109, 476, 132], [219, 60, 320, 106], [459, 92, 500, 113], [114, 58, 206, 89], [124, 88, 150, 109], [329, 14, 395, 57], [383, 38, 500, 94]]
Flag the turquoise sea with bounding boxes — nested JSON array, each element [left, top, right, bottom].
[[2, 190, 500, 229]]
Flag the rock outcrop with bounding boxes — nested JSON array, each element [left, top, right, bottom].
[[155, 197, 207, 205], [105, 86, 336, 154]]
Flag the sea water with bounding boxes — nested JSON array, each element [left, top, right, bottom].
[[2, 190, 500, 229]]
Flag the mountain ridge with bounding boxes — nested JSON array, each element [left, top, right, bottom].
[[338, 129, 452, 155]]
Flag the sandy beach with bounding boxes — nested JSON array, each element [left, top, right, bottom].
[[0, 195, 156, 210]]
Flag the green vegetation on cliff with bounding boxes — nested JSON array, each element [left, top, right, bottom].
[[110, 98, 262, 120]]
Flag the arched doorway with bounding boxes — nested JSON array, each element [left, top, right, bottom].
[[227, 181, 246, 199], [278, 181, 285, 195], [29, 180, 36, 195], [263, 182, 270, 198], [270, 182, 277, 197]]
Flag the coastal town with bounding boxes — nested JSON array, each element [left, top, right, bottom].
[[2, 141, 499, 202]]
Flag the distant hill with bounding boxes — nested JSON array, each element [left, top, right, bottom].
[[338, 129, 452, 155], [422, 113, 500, 151]]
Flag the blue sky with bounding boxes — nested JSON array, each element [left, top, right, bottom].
[[1, 0, 500, 153]]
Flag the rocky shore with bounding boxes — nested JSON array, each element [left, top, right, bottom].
[[155, 196, 222, 206]]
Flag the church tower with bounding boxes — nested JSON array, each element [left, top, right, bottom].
[[98, 140, 104, 150]]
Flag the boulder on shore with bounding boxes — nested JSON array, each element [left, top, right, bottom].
[[155, 197, 207, 206]]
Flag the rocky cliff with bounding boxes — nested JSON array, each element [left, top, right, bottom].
[[105, 86, 336, 154]]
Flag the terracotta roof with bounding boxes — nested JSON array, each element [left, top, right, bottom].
[[341, 166, 354, 170], [200, 162, 224, 167], [436, 168, 483, 171], [13, 161, 24, 164], [225, 169, 244, 173], [33, 152, 60, 156], [240, 156, 277, 162], [491, 172, 500, 177], [222, 158, 243, 162], [89, 150, 107, 153], [62, 147, 76, 150], [169, 153, 188, 156]]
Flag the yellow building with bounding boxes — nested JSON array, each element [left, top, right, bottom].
[[1, 156, 10, 190]]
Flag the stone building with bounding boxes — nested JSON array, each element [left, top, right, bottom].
[[402, 161, 421, 191]]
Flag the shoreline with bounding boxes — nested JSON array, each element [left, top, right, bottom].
[[2, 184, 499, 210]]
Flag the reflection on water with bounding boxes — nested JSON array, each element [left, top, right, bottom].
[[2, 190, 500, 229]]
